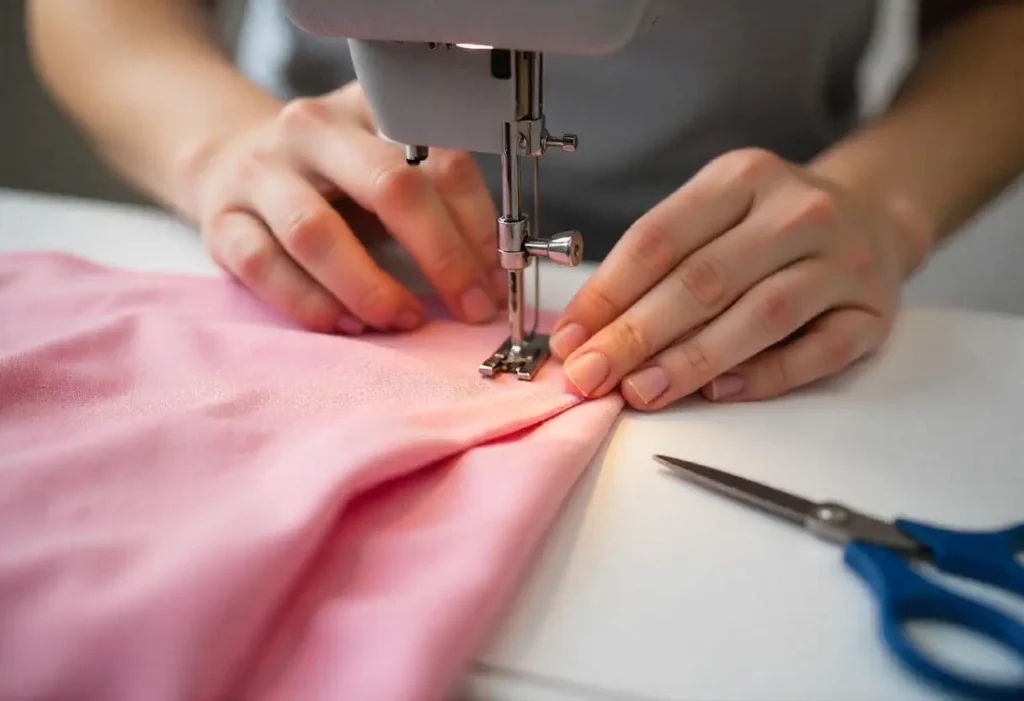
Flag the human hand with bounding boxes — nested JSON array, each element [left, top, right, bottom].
[[191, 82, 504, 334], [548, 148, 932, 409]]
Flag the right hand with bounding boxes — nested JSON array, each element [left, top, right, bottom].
[[191, 82, 505, 334]]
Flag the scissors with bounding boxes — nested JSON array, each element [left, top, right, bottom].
[[653, 454, 1024, 701]]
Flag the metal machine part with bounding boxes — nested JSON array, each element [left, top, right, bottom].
[[404, 145, 428, 165], [476, 50, 584, 381], [280, 1, 658, 379]]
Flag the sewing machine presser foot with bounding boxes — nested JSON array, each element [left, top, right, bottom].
[[478, 334, 550, 381]]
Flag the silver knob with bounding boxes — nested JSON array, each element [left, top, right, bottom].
[[405, 144, 429, 165], [543, 133, 578, 153], [525, 231, 583, 267]]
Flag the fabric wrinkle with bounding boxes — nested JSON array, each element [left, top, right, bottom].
[[0, 252, 624, 701]]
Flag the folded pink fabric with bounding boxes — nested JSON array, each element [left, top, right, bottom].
[[0, 252, 622, 701]]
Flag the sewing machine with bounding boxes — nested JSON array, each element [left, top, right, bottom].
[[281, 0, 660, 379]]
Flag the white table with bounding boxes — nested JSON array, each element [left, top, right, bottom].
[[2, 187, 1022, 701]]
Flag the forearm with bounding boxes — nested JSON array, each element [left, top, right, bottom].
[[810, 2, 1024, 275], [26, 0, 282, 218]]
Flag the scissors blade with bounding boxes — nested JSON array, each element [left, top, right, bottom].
[[654, 454, 816, 526]]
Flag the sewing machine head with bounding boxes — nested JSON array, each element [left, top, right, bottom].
[[282, 0, 658, 379]]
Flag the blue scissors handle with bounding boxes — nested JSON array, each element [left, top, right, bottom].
[[843, 520, 1024, 701], [894, 520, 1024, 596]]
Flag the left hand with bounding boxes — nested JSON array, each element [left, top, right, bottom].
[[548, 148, 931, 410]]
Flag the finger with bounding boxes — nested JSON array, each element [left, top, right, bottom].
[[204, 209, 360, 333], [327, 85, 377, 131], [559, 187, 828, 396], [280, 92, 376, 135], [617, 259, 850, 410], [550, 148, 786, 359], [236, 162, 423, 331], [422, 149, 506, 300], [700, 308, 888, 402], [291, 118, 498, 324]]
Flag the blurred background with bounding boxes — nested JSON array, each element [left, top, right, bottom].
[[0, 0, 245, 206], [2, 0, 1022, 314]]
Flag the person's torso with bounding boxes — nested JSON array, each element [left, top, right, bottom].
[[237, 0, 878, 260]]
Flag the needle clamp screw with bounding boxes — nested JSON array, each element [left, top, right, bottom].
[[525, 231, 583, 267], [543, 133, 578, 153]]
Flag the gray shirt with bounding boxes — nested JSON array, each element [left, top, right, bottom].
[[237, 0, 878, 260]]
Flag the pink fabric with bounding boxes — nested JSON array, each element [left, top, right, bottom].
[[0, 252, 622, 701]]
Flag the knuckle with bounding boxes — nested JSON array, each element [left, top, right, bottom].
[[627, 218, 678, 275], [351, 281, 396, 322], [290, 290, 338, 331], [719, 147, 780, 184], [232, 238, 276, 287], [788, 189, 839, 230], [278, 97, 329, 130], [679, 339, 714, 378], [611, 319, 652, 363], [674, 255, 727, 309], [753, 288, 793, 337], [424, 243, 474, 289], [580, 284, 625, 324], [373, 165, 426, 212], [235, 150, 272, 187], [282, 206, 336, 259], [431, 151, 480, 194]]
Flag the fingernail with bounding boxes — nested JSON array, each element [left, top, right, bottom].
[[709, 373, 744, 400], [563, 351, 609, 397], [625, 366, 670, 405], [393, 310, 421, 331], [461, 286, 496, 324], [336, 314, 364, 335], [549, 323, 588, 358], [491, 269, 508, 300]]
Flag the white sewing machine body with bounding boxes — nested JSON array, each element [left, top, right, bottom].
[[281, 0, 660, 154]]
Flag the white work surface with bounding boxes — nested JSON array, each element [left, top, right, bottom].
[[2, 187, 1023, 701]]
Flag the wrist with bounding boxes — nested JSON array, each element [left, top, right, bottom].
[[170, 104, 281, 221], [809, 150, 937, 280], [877, 193, 936, 278]]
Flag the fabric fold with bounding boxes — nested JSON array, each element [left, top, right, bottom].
[[0, 252, 623, 701]]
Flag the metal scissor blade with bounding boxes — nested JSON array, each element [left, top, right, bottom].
[[654, 455, 817, 526]]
